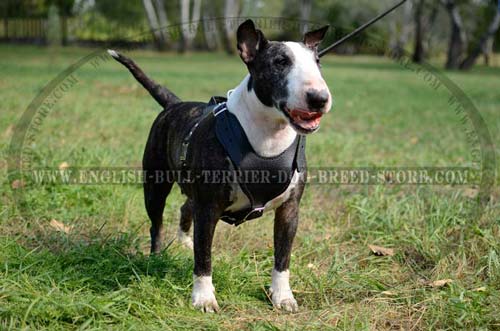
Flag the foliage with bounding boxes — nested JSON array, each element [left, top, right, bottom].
[[94, 0, 146, 25], [46, 4, 62, 45], [465, 0, 500, 51], [2, 0, 76, 17]]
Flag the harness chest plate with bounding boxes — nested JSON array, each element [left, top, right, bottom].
[[182, 96, 306, 226]]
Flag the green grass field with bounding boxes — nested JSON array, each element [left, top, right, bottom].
[[0, 45, 499, 330]]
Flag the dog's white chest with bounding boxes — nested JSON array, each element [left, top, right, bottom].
[[225, 171, 300, 214]]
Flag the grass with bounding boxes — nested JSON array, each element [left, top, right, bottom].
[[0, 44, 499, 330]]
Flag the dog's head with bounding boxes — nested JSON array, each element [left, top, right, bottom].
[[237, 19, 332, 134]]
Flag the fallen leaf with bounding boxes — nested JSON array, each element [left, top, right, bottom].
[[429, 279, 453, 288], [11, 179, 25, 189], [418, 278, 427, 285], [462, 188, 478, 199], [473, 286, 486, 292], [410, 137, 419, 145], [307, 263, 315, 269], [58, 161, 69, 170], [49, 219, 73, 234], [3, 124, 14, 138], [368, 244, 395, 256]]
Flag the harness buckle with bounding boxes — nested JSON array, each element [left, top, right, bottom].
[[180, 142, 189, 165], [180, 101, 227, 168], [244, 207, 265, 221]]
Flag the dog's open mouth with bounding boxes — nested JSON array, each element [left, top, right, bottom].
[[282, 107, 323, 133]]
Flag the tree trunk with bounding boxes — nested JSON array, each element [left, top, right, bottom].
[[423, 2, 439, 54], [61, 16, 68, 46], [390, 0, 412, 58], [202, 0, 220, 51], [300, 0, 312, 34], [2, 0, 8, 40], [241, 0, 258, 16], [180, 0, 202, 52], [483, 39, 493, 66], [460, 7, 500, 70], [143, 0, 166, 50], [412, 0, 425, 63], [442, 0, 467, 70], [153, 0, 170, 47], [222, 0, 239, 54]]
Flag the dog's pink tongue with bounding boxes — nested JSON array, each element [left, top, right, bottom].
[[290, 109, 322, 129]]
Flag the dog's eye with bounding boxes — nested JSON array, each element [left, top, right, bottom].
[[274, 57, 289, 66]]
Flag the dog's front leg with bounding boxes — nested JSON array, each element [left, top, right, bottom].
[[271, 198, 300, 312], [191, 205, 219, 313]]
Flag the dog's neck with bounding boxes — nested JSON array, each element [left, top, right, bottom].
[[226, 75, 297, 157]]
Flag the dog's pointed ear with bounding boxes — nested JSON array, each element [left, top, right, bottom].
[[237, 19, 267, 64], [303, 25, 329, 51]]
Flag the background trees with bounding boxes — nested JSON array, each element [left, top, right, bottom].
[[0, 0, 499, 70]]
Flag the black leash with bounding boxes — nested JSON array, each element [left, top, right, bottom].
[[318, 0, 408, 58]]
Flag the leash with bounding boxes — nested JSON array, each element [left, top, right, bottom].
[[318, 0, 407, 58]]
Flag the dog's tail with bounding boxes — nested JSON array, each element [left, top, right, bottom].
[[107, 49, 181, 108]]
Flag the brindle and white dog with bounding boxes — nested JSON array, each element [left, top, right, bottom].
[[109, 19, 332, 313]]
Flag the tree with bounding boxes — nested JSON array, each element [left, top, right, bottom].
[[413, 0, 425, 62], [222, 0, 240, 54], [412, 0, 438, 63], [460, 2, 500, 69], [2, 0, 76, 18], [441, 0, 500, 70], [441, 0, 467, 69], [202, 0, 221, 51], [47, 4, 62, 46], [389, 0, 413, 58], [179, 0, 202, 52], [142, 0, 170, 50], [300, 0, 312, 34]]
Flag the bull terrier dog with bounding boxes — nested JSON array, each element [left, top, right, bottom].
[[109, 19, 332, 313]]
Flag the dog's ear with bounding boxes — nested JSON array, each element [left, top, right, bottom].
[[237, 19, 267, 64], [303, 25, 329, 51]]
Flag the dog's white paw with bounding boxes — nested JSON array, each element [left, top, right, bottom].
[[269, 269, 298, 313], [192, 275, 219, 313], [177, 228, 193, 250]]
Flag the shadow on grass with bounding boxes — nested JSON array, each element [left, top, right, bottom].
[[3, 229, 273, 308], [2, 231, 194, 293]]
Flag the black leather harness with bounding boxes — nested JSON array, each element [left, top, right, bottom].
[[181, 97, 306, 226]]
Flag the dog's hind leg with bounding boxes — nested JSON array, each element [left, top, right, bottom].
[[177, 199, 194, 249], [144, 178, 173, 254]]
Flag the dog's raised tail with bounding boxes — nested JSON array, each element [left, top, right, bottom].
[[107, 50, 180, 108]]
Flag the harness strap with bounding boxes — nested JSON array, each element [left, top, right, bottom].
[[214, 103, 305, 225], [179, 102, 225, 168], [180, 97, 306, 226]]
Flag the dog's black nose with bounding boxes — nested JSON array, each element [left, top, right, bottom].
[[306, 89, 329, 110]]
